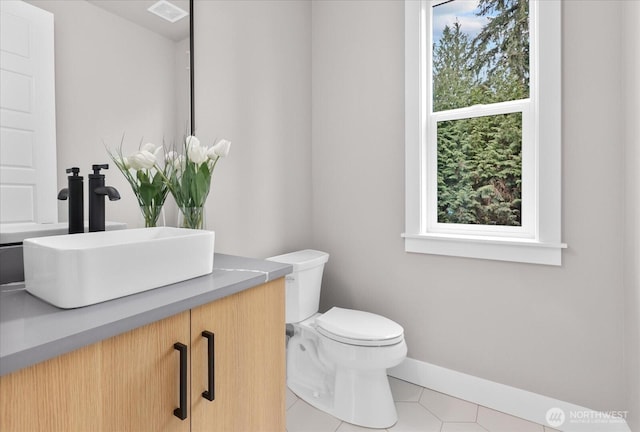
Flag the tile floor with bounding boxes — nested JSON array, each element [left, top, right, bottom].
[[286, 377, 560, 432]]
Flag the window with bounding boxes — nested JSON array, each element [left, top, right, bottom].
[[404, 0, 565, 265]]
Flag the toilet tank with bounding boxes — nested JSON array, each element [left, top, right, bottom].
[[267, 249, 329, 323]]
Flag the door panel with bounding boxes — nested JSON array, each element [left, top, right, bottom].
[[101, 311, 191, 432], [0, 0, 57, 224], [0, 344, 102, 431], [190, 279, 286, 432]]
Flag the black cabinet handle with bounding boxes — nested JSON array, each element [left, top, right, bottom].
[[202, 331, 215, 401], [173, 342, 188, 420]]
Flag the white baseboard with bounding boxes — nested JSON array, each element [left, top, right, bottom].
[[388, 357, 632, 432]]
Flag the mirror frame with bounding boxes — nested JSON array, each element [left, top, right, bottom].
[[190, 0, 194, 135]]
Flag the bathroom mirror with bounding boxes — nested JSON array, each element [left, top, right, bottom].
[[0, 0, 194, 280], [28, 0, 193, 225], [27, 0, 193, 139], [85, 0, 194, 134]]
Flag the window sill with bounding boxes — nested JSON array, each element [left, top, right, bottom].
[[402, 233, 567, 266]]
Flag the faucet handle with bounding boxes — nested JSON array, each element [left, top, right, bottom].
[[66, 167, 81, 176], [91, 164, 109, 175]]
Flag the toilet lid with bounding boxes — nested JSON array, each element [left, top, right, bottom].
[[315, 307, 404, 347]]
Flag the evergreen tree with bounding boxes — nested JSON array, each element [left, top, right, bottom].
[[472, 0, 529, 96], [433, 0, 527, 227], [433, 21, 476, 111]]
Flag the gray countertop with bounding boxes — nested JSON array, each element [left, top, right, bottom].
[[0, 253, 292, 377]]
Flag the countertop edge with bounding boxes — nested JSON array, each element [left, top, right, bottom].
[[0, 254, 292, 377]]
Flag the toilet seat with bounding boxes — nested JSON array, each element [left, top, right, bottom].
[[315, 307, 404, 347]]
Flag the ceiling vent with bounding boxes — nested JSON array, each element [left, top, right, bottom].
[[147, 0, 188, 23]]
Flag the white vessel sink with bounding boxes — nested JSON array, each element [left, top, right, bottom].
[[23, 227, 215, 309]]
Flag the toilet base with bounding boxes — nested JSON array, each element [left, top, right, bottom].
[[287, 316, 406, 429], [287, 335, 404, 429], [332, 367, 398, 428], [288, 366, 398, 429]]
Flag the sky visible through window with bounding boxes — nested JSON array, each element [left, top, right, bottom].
[[432, 0, 490, 46]]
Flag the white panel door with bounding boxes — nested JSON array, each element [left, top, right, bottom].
[[0, 0, 57, 224]]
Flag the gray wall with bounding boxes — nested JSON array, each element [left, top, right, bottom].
[[193, 0, 312, 257], [623, 1, 640, 429], [311, 0, 628, 413]]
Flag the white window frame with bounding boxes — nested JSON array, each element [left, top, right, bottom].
[[403, 0, 566, 265]]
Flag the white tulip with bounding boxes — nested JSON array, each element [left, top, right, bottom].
[[184, 135, 208, 165], [128, 150, 156, 170], [208, 139, 231, 159], [185, 135, 200, 151], [187, 143, 208, 165], [141, 142, 156, 153], [142, 142, 163, 160]]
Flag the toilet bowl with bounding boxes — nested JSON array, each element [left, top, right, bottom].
[[267, 250, 407, 429]]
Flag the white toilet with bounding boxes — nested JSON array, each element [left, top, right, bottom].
[[267, 250, 407, 429]]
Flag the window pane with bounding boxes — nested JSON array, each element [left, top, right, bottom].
[[432, 0, 530, 112], [437, 112, 522, 226]]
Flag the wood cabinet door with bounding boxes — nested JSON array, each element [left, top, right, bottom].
[[0, 310, 190, 432], [101, 310, 191, 432], [0, 344, 102, 432], [190, 278, 286, 432]]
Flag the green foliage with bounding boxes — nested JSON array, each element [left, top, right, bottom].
[[170, 157, 212, 209], [107, 139, 169, 227], [164, 137, 224, 229], [136, 169, 165, 208], [474, 0, 530, 92], [433, 21, 477, 111], [433, 0, 528, 226]]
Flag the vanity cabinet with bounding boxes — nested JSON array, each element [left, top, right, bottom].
[[0, 278, 285, 432]]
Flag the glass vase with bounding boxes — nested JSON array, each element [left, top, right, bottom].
[[139, 205, 165, 228], [178, 206, 206, 230]]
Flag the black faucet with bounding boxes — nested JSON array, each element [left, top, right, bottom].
[[57, 167, 84, 234], [88, 164, 120, 232]]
